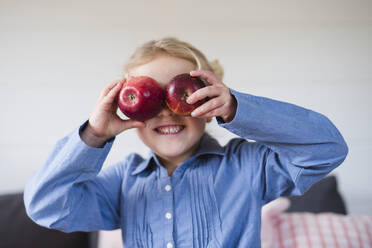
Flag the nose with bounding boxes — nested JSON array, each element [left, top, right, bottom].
[[157, 105, 175, 117]]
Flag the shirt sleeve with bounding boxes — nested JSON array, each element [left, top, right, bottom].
[[24, 121, 125, 233], [218, 89, 349, 203]]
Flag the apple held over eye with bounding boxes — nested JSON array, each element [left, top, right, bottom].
[[166, 73, 207, 115], [117, 76, 165, 121]]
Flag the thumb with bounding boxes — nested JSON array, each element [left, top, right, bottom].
[[120, 119, 146, 131]]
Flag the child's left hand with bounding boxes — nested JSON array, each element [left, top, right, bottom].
[[187, 70, 237, 123]]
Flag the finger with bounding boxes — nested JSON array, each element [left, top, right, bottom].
[[187, 86, 221, 104], [102, 80, 124, 105], [197, 107, 224, 119], [121, 119, 146, 131], [191, 97, 224, 117], [99, 82, 117, 99], [190, 70, 221, 85], [99, 78, 125, 99]]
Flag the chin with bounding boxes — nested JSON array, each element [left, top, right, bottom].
[[150, 138, 201, 165], [155, 144, 192, 158]]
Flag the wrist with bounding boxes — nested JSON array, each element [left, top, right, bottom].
[[222, 95, 237, 123], [80, 123, 110, 148]]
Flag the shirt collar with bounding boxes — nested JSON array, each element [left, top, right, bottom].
[[130, 133, 224, 176]]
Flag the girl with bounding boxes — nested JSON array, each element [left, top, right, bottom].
[[24, 37, 348, 247]]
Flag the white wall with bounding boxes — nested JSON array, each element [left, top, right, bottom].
[[1, 0, 371, 214]]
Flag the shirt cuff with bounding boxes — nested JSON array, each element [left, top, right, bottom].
[[61, 120, 115, 171], [216, 88, 256, 135], [78, 120, 115, 147]]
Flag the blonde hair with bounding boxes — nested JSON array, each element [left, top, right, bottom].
[[124, 37, 224, 80]]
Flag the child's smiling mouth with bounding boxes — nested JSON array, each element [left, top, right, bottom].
[[154, 125, 185, 135]]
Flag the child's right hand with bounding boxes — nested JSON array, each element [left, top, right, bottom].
[[80, 79, 146, 148]]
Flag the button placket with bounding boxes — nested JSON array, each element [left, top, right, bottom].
[[162, 177, 174, 247]]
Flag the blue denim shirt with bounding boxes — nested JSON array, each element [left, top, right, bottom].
[[24, 89, 348, 248]]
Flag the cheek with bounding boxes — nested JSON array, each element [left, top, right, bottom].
[[197, 121, 206, 131], [136, 128, 151, 144], [188, 118, 207, 134]]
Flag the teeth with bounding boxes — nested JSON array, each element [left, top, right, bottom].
[[157, 126, 183, 134]]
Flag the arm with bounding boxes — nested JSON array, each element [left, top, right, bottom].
[[24, 79, 145, 232], [24, 123, 123, 232], [188, 70, 348, 202], [219, 90, 348, 202]]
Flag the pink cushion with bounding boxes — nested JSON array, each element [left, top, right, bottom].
[[269, 213, 372, 248], [97, 229, 122, 248]]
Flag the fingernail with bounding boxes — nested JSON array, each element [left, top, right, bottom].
[[191, 110, 197, 117]]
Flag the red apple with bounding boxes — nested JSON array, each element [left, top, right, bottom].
[[165, 73, 206, 115], [117, 76, 165, 121]]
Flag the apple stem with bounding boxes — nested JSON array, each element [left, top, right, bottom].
[[128, 93, 136, 101], [181, 92, 189, 101]]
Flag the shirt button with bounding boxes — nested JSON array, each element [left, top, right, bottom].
[[166, 242, 173, 248], [165, 184, 172, 191], [165, 212, 172, 219]]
